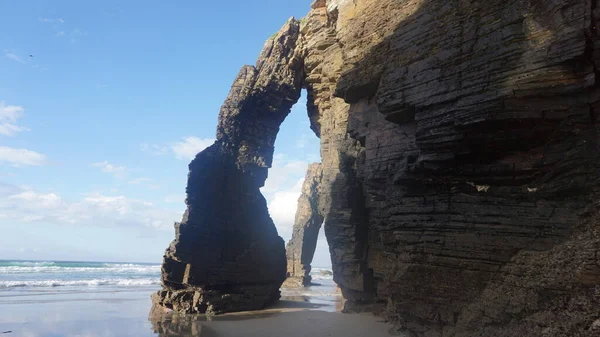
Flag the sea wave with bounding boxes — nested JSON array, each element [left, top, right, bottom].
[[282, 291, 341, 297], [0, 265, 160, 274], [0, 261, 161, 275], [309, 268, 334, 280], [0, 278, 160, 288], [0, 261, 158, 268], [0, 261, 57, 267]]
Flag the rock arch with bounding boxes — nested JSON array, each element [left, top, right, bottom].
[[151, 18, 306, 314]]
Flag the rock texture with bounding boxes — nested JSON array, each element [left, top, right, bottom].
[[155, 0, 600, 335], [299, 0, 600, 336], [283, 163, 324, 287], [151, 18, 304, 315]]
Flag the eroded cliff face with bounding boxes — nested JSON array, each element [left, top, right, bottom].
[[155, 0, 600, 335], [301, 0, 600, 336]]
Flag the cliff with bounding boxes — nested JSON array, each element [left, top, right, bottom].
[[154, 0, 600, 336]]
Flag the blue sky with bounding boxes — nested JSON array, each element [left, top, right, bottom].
[[0, 0, 330, 266]]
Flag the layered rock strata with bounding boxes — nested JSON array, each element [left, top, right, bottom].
[[151, 19, 304, 314], [300, 0, 600, 336], [155, 0, 600, 335], [283, 163, 324, 287]]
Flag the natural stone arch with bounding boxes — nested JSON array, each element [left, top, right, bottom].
[[151, 18, 306, 314]]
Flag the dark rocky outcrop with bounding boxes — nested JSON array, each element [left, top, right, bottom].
[[283, 163, 324, 287], [151, 18, 304, 315], [155, 0, 600, 335]]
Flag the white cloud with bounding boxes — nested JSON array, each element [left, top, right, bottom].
[[0, 123, 27, 137], [0, 183, 181, 230], [140, 143, 169, 156], [171, 137, 215, 160], [267, 178, 304, 239], [141, 136, 215, 160], [164, 194, 185, 204], [128, 177, 160, 190], [92, 161, 127, 178], [39, 18, 65, 24], [128, 177, 152, 185], [69, 29, 87, 44], [0, 146, 47, 166], [260, 154, 328, 264], [55, 31, 65, 37], [262, 154, 310, 194], [9, 191, 62, 208], [259, 154, 315, 238], [296, 134, 310, 148], [0, 101, 29, 136], [5, 52, 25, 64]]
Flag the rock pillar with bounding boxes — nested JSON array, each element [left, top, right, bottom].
[[151, 18, 305, 314], [283, 163, 324, 287]]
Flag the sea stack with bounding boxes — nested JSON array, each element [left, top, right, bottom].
[[283, 163, 323, 287], [151, 18, 304, 314]]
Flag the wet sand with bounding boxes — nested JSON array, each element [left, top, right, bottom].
[[151, 309, 397, 337], [0, 286, 398, 337]]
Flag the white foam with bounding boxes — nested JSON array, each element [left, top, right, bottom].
[[3, 261, 56, 267], [0, 278, 160, 288], [281, 289, 341, 297], [309, 268, 334, 280], [0, 265, 160, 274]]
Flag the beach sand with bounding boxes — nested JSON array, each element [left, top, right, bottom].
[[150, 298, 398, 337], [0, 286, 399, 337], [151, 302, 398, 337]]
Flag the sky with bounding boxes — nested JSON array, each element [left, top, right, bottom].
[[0, 0, 331, 266]]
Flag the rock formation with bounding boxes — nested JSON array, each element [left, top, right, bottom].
[[151, 18, 304, 315], [300, 0, 600, 336], [283, 163, 323, 287], [155, 0, 600, 335]]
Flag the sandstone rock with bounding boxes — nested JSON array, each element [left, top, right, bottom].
[[152, 18, 304, 314], [284, 163, 324, 287]]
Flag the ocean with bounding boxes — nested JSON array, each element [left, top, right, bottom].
[[0, 260, 161, 288], [0, 260, 336, 293], [0, 260, 341, 337]]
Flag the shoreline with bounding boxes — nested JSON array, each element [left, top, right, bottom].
[[0, 283, 398, 337]]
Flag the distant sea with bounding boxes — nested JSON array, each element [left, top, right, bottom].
[[0, 260, 161, 288], [0, 260, 334, 290]]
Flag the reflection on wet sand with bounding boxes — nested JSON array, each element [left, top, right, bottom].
[[145, 285, 394, 337], [148, 299, 396, 337], [150, 310, 204, 337], [149, 296, 339, 337], [149, 298, 335, 336]]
